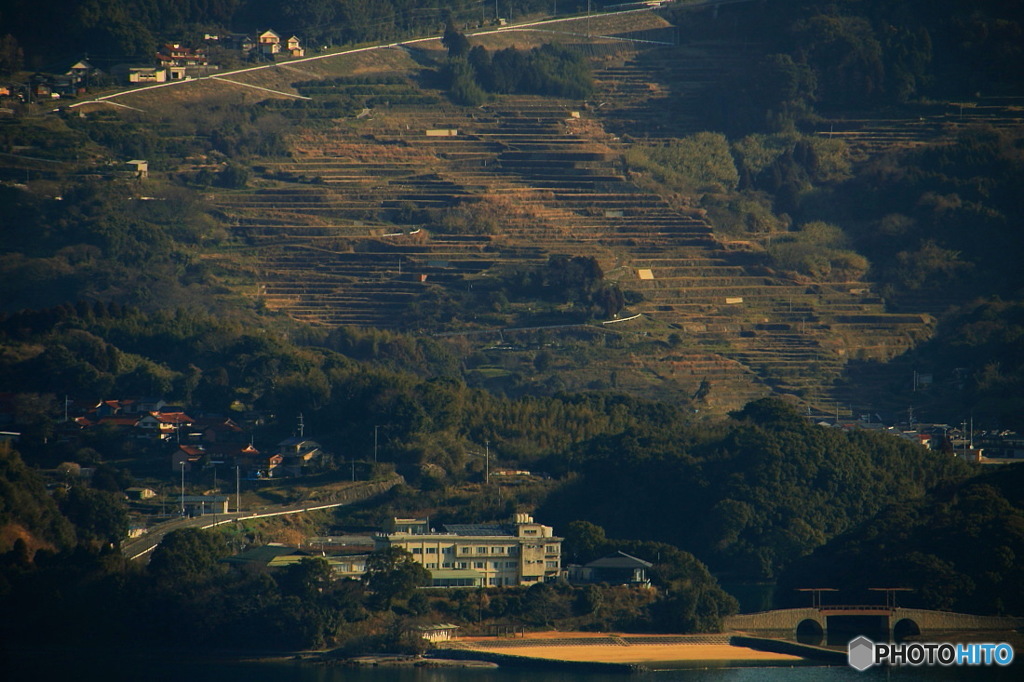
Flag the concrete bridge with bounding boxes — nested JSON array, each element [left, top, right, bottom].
[[724, 607, 1024, 642]]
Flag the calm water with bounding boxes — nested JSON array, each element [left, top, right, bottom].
[[9, 653, 1018, 682]]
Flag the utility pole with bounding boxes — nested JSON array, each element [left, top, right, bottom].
[[374, 425, 379, 463], [235, 465, 240, 514], [180, 461, 186, 516], [485, 439, 490, 484]]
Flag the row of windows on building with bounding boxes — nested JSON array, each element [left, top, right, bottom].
[[424, 561, 519, 570], [414, 557, 561, 569], [408, 545, 560, 556]]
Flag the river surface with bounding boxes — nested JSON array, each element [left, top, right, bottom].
[[12, 653, 1017, 682]]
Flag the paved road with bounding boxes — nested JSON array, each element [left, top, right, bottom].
[[122, 483, 400, 560], [122, 501, 364, 560], [121, 511, 244, 561]]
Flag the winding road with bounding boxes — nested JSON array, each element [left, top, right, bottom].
[[121, 478, 401, 560]]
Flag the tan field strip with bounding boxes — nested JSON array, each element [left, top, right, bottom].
[[476, 644, 802, 664], [457, 632, 805, 665]]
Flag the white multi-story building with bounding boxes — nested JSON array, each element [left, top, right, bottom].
[[376, 514, 562, 588]]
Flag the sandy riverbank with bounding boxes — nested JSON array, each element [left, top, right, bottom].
[[450, 632, 808, 666]]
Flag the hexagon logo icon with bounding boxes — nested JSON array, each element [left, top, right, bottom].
[[848, 636, 875, 671]]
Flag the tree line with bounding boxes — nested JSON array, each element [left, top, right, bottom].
[[442, 27, 595, 106], [667, 0, 1024, 134], [538, 398, 971, 581], [777, 462, 1024, 615]]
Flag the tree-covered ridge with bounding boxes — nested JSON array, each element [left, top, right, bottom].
[[879, 299, 1024, 432], [0, 445, 75, 555], [829, 127, 1024, 305], [538, 399, 971, 581], [777, 462, 1024, 615], [668, 0, 1024, 134], [0, 298, 679, 481], [0, 180, 223, 313]]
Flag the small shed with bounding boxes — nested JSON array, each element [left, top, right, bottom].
[[570, 551, 653, 587], [416, 623, 461, 642], [126, 487, 157, 500], [180, 494, 229, 515], [128, 68, 166, 84], [127, 160, 148, 179]]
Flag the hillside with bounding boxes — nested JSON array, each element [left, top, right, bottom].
[[3, 4, 1023, 423], [53, 13, 917, 415]]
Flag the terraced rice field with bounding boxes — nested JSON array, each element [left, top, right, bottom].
[[201, 15, 968, 413]]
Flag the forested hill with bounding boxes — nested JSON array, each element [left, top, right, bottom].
[[538, 398, 971, 582], [668, 0, 1024, 126], [776, 462, 1024, 615]]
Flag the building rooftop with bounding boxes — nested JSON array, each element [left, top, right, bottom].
[[586, 551, 653, 570], [443, 523, 513, 537]]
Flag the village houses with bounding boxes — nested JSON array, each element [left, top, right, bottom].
[[124, 31, 304, 84]]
